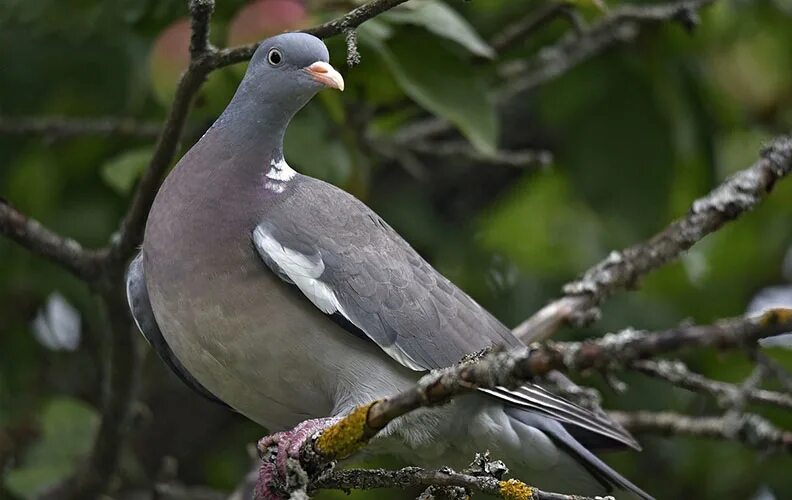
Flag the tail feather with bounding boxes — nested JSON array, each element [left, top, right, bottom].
[[506, 408, 654, 500]]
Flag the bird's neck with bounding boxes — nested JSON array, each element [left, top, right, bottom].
[[204, 81, 297, 171]]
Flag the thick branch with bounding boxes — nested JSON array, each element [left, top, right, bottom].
[[0, 116, 160, 140], [0, 200, 101, 281], [631, 359, 792, 410], [313, 466, 598, 500], [513, 135, 792, 342], [610, 410, 792, 452]]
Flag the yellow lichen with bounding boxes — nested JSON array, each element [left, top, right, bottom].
[[760, 308, 792, 326], [499, 479, 535, 500], [314, 401, 378, 459]]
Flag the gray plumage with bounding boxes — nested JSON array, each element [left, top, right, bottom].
[[128, 32, 652, 499]]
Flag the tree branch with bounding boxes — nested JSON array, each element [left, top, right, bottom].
[[189, 0, 214, 58], [501, 0, 714, 98], [210, 0, 413, 69], [391, 0, 717, 154], [312, 466, 600, 500], [111, 0, 217, 262], [513, 135, 792, 342], [0, 200, 101, 281], [283, 308, 792, 491], [630, 359, 792, 410], [490, 2, 576, 54], [0, 116, 160, 140], [610, 410, 792, 452]]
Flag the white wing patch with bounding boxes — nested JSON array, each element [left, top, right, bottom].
[[253, 226, 342, 315], [252, 225, 426, 372]]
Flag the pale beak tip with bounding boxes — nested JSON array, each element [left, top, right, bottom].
[[306, 61, 345, 92]]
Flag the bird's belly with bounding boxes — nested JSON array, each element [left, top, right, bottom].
[[146, 248, 417, 431]]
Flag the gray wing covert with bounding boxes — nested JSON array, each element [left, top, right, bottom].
[[253, 186, 517, 371], [126, 252, 229, 408]]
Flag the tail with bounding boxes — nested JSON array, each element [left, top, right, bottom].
[[506, 408, 654, 500]]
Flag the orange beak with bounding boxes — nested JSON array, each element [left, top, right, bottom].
[[305, 61, 344, 91]]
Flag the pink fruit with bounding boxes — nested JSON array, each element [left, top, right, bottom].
[[149, 19, 191, 104], [228, 0, 308, 47]]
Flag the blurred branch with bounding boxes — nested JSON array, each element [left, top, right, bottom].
[[513, 135, 792, 342], [312, 465, 599, 500], [373, 138, 553, 175], [407, 141, 553, 169], [490, 1, 578, 54], [610, 410, 792, 452], [501, 0, 713, 98], [0, 199, 101, 281], [756, 351, 792, 393], [631, 359, 792, 410], [0, 116, 160, 141], [392, 0, 715, 150]]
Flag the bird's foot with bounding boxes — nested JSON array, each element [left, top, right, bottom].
[[255, 417, 339, 500]]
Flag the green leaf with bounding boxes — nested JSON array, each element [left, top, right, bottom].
[[384, 0, 494, 59], [100, 147, 152, 195], [366, 33, 498, 155], [5, 398, 99, 499]]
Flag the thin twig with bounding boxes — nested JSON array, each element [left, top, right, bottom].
[[210, 0, 413, 69], [392, 0, 716, 154], [513, 135, 792, 342], [501, 0, 714, 98], [610, 410, 792, 452], [405, 140, 553, 169], [631, 359, 792, 410], [490, 2, 575, 54], [0, 116, 160, 140]]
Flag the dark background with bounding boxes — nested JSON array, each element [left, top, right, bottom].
[[2, 0, 792, 498]]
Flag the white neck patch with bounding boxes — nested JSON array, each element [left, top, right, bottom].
[[264, 157, 296, 193], [266, 157, 296, 182]]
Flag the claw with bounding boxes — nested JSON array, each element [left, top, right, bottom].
[[254, 417, 339, 500]]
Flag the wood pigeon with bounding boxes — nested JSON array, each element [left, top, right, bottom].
[[126, 33, 652, 499]]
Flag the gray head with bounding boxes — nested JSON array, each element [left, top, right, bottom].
[[238, 33, 344, 112]]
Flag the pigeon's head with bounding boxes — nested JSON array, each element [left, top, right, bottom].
[[244, 33, 344, 106]]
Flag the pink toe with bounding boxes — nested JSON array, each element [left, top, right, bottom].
[[256, 461, 284, 500]]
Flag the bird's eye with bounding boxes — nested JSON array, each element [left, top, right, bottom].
[[267, 48, 283, 66]]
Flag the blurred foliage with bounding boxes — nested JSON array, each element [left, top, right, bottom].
[[1, 0, 792, 499]]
